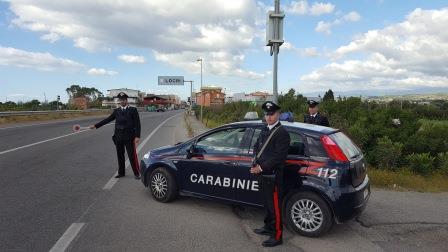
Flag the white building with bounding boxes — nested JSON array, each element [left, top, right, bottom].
[[102, 88, 144, 108], [226, 91, 273, 104]]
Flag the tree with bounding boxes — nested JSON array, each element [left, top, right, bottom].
[[323, 89, 335, 102], [66, 84, 103, 102]]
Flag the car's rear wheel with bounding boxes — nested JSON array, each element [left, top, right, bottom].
[[149, 167, 177, 202], [285, 191, 333, 237]]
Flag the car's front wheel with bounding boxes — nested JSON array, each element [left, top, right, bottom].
[[149, 167, 177, 202], [285, 191, 333, 237]]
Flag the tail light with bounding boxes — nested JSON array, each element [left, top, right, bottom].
[[320, 135, 348, 162]]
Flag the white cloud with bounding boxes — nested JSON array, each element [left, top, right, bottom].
[[301, 8, 448, 92], [343, 11, 361, 22], [40, 33, 60, 43], [118, 54, 146, 64], [8, 0, 264, 79], [0, 46, 84, 71], [286, 1, 334, 16], [87, 68, 117, 76], [315, 11, 361, 34], [309, 2, 335, 16], [302, 47, 320, 57], [278, 41, 321, 57], [286, 1, 308, 15]]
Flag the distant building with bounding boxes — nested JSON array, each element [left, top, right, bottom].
[[306, 96, 322, 102], [226, 91, 273, 104], [143, 94, 181, 109], [102, 88, 143, 108], [72, 96, 90, 110], [195, 86, 225, 107]]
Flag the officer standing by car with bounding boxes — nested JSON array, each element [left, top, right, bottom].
[[250, 101, 290, 247], [89, 92, 141, 179], [304, 100, 330, 126]]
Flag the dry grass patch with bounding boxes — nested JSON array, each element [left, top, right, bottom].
[[369, 167, 448, 192]]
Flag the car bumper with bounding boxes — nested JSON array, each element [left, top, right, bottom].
[[140, 159, 148, 186], [333, 174, 371, 223]]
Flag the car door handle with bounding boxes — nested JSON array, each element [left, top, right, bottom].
[[224, 161, 237, 166]]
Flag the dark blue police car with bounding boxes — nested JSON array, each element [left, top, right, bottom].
[[140, 120, 370, 237]]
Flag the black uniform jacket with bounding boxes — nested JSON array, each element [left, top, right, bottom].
[[253, 122, 291, 175], [95, 106, 141, 141], [304, 112, 330, 127]]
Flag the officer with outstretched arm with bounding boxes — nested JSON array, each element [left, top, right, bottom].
[[89, 92, 141, 179], [250, 101, 290, 247]]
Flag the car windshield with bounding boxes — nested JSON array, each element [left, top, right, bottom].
[[329, 132, 362, 159]]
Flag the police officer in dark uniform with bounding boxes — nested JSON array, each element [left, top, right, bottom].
[[89, 92, 141, 179], [304, 100, 330, 126], [251, 101, 290, 247]]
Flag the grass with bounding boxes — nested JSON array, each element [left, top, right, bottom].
[[0, 111, 110, 125], [369, 167, 448, 192], [184, 112, 194, 137]]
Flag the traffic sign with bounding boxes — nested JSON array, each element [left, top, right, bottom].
[[158, 76, 184, 85]]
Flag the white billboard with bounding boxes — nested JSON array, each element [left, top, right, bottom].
[[158, 76, 184, 85]]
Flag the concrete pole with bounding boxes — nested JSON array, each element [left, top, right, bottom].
[[272, 0, 280, 103], [199, 59, 203, 122]]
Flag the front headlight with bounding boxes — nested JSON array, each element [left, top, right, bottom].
[[143, 152, 150, 159]]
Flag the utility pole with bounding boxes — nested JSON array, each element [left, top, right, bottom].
[[266, 0, 284, 103], [197, 58, 203, 122], [183, 80, 194, 113]]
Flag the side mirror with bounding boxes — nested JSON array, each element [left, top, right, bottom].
[[186, 144, 195, 158]]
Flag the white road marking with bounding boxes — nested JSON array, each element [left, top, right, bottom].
[[0, 130, 90, 156], [0, 112, 159, 130], [49, 222, 85, 252], [102, 113, 179, 190], [0, 122, 116, 156]]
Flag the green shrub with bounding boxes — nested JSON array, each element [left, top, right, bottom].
[[372, 136, 403, 170], [436, 152, 448, 175], [405, 152, 435, 176]]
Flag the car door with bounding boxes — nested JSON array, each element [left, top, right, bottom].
[[235, 126, 310, 206], [234, 126, 264, 206], [178, 127, 249, 201]]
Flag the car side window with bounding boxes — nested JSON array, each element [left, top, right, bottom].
[[307, 136, 328, 158], [195, 128, 246, 155], [288, 132, 306, 156], [247, 128, 262, 155]]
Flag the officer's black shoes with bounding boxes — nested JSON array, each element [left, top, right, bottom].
[[262, 237, 283, 247], [134, 175, 141, 180], [253, 227, 273, 236], [115, 174, 125, 178]]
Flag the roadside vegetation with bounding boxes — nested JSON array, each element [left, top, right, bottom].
[[0, 110, 110, 125], [193, 89, 448, 192]]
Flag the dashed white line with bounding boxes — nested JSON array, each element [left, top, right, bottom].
[[48, 222, 85, 252], [102, 113, 179, 190]]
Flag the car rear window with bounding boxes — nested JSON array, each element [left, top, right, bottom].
[[329, 132, 362, 159]]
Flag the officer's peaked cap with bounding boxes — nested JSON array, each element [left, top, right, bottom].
[[262, 101, 281, 115], [307, 100, 319, 107], [117, 92, 129, 100]]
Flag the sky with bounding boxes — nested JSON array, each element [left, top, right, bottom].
[[0, 0, 447, 103]]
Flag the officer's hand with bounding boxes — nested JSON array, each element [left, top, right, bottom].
[[134, 137, 140, 145], [89, 125, 96, 129], [250, 165, 262, 174]]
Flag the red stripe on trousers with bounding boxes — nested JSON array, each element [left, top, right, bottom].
[[273, 186, 282, 241], [133, 141, 140, 175]]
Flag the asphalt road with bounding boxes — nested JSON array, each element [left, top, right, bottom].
[[1, 111, 447, 252]]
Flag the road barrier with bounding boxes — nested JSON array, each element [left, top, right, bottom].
[[0, 109, 112, 117]]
